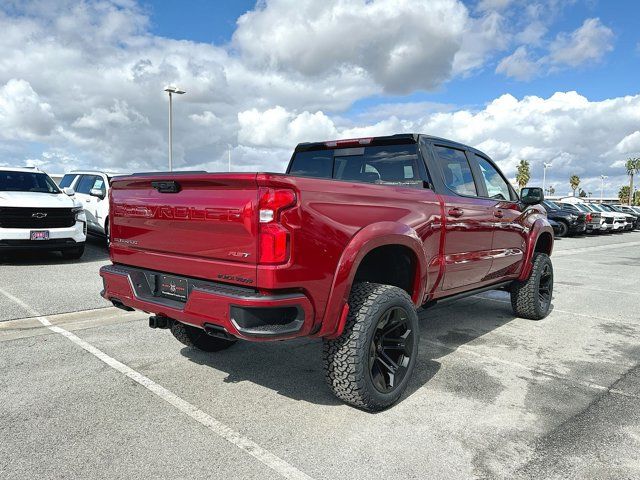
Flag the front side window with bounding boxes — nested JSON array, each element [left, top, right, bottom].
[[58, 174, 77, 189], [475, 155, 513, 201], [75, 175, 98, 194], [0, 171, 60, 193], [433, 146, 477, 196]]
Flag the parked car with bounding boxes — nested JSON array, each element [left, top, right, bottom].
[[561, 202, 608, 233], [100, 134, 555, 411], [0, 167, 86, 258], [540, 200, 586, 237], [58, 171, 126, 244], [610, 205, 640, 230], [547, 218, 563, 237], [596, 203, 634, 230], [586, 203, 627, 231]]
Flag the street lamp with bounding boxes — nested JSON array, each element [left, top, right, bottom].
[[600, 175, 607, 203], [164, 85, 186, 171], [542, 162, 552, 195]]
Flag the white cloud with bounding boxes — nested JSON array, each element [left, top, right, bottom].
[[452, 10, 510, 75], [233, 0, 469, 94], [0, 1, 633, 197], [495, 46, 539, 80], [615, 131, 640, 155], [238, 91, 640, 193], [0, 79, 56, 140], [238, 106, 337, 149], [548, 17, 613, 67], [497, 17, 614, 80]]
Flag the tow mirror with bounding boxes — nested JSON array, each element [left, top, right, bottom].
[[521, 187, 544, 205], [90, 188, 105, 200], [63, 187, 75, 196]]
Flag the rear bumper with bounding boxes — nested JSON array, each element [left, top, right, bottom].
[[100, 264, 314, 341]]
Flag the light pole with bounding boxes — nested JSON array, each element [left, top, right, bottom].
[[164, 85, 186, 171], [600, 175, 607, 203], [542, 162, 552, 195]]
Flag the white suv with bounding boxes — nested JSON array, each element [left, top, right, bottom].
[[0, 167, 87, 259], [58, 171, 125, 244]]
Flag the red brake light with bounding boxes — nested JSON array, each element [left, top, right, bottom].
[[586, 213, 592, 222], [258, 188, 296, 264], [324, 137, 372, 148]]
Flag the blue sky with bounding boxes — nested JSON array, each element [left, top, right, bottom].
[[1, 0, 639, 197]]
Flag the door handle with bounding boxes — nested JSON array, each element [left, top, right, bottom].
[[448, 207, 464, 218], [494, 210, 504, 218]]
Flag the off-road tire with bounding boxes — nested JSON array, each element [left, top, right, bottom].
[[61, 244, 85, 260], [323, 282, 419, 412], [170, 321, 237, 352], [556, 221, 568, 237], [510, 253, 553, 320]]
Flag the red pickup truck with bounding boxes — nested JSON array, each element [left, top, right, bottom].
[[100, 134, 554, 411]]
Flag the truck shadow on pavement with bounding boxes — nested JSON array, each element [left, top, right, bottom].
[[180, 293, 522, 409], [0, 236, 109, 265]]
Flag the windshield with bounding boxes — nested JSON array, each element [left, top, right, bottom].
[[0, 171, 61, 193], [573, 204, 590, 213], [542, 200, 559, 210], [590, 204, 606, 212]]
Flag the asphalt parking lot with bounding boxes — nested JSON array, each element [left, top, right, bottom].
[[1, 232, 639, 479]]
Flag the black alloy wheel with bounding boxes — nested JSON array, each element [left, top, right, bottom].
[[368, 306, 414, 393], [556, 221, 569, 237], [538, 262, 553, 312]]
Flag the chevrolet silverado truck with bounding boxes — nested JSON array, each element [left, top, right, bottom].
[[100, 134, 554, 411]]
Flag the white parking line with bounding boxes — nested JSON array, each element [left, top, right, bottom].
[[0, 287, 314, 480]]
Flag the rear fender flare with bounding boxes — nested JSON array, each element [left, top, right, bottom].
[[317, 221, 427, 338]]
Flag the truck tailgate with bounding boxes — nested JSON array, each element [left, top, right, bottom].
[[109, 173, 258, 285]]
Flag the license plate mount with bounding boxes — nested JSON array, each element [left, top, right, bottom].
[[159, 275, 189, 302], [30, 230, 50, 241]]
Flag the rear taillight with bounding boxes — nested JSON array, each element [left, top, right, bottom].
[[586, 213, 592, 222], [258, 188, 296, 264]]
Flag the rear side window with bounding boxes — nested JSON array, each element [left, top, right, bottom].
[[289, 144, 424, 188], [433, 146, 477, 196], [58, 174, 77, 189]]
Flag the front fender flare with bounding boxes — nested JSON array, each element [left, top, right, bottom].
[[316, 221, 427, 338], [518, 218, 554, 281]]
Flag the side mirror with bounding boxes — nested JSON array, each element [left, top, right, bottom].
[[63, 187, 75, 196], [90, 188, 105, 200], [521, 187, 544, 205]]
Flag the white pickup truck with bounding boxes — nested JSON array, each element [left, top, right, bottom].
[[0, 167, 86, 259]]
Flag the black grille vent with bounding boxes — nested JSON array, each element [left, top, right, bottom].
[[0, 207, 76, 229]]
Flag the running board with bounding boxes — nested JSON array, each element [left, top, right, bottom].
[[423, 280, 513, 308]]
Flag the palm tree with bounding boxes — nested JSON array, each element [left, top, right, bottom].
[[626, 157, 640, 206], [515, 160, 531, 192], [569, 175, 580, 196], [619, 185, 630, 204]]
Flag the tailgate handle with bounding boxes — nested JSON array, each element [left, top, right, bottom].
[[151, 181, 181, 193]]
